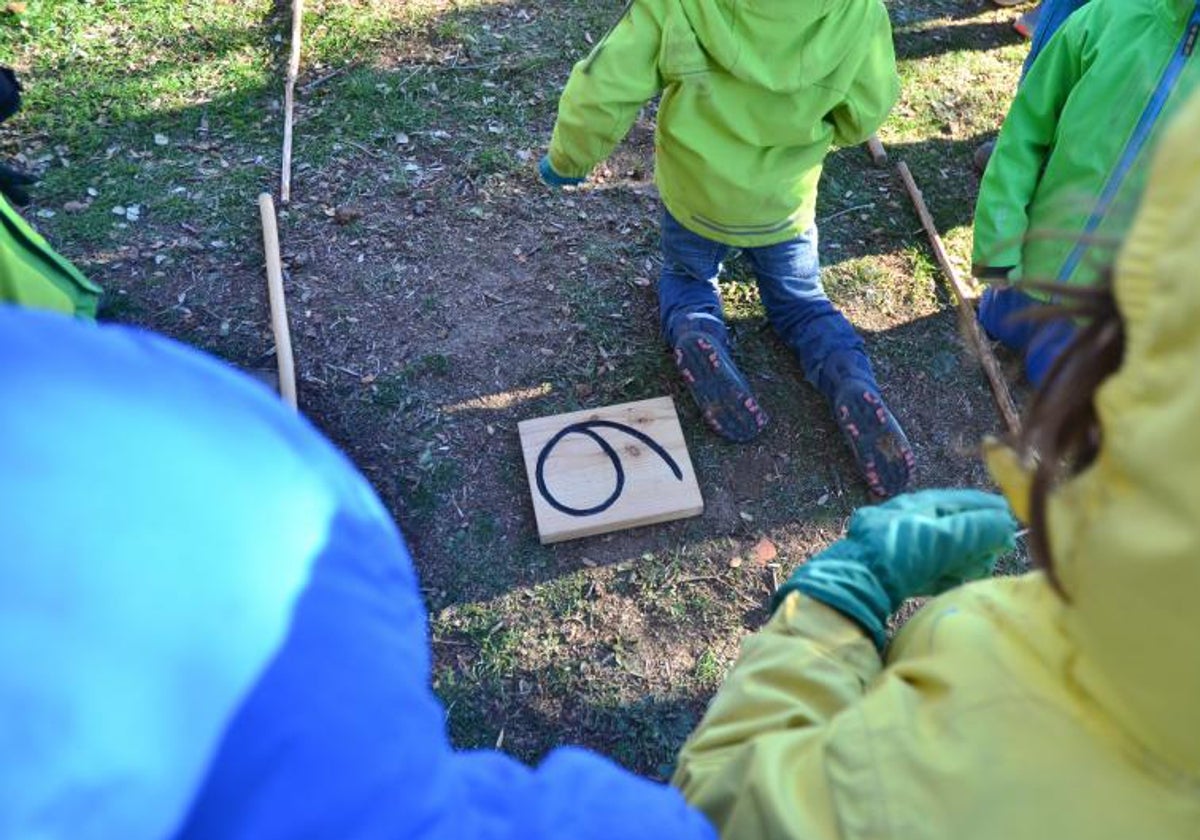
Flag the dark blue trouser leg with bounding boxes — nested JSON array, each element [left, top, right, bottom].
[[743, 226, 875, 402], [977, 286, 1076, 386], [658, 209, 732, 347]]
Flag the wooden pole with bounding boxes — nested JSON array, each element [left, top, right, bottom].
[[258, 193, 298, 409], [896, 161, 1021, 434], [280, 0, 303, 203], [866, 134, 888, 166]]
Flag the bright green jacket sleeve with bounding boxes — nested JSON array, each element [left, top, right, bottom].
[[672, 591, 881, 837], [0, 195, 101, 318], [827, 32, 898, 148], [971, 15, 1086, 277], [547, 1, 665, 179]]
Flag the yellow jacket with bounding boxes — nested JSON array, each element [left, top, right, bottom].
[[672, 88, 1200, 838]]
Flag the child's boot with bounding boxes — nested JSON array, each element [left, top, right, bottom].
[[822, 352, 915, 498], [672, 326, 769, 443]]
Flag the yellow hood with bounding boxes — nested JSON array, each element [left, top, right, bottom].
[[1017, 89, 1200, 781]]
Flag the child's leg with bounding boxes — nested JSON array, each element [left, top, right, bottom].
[[742, 226, 869, 394], [745, 228, 914, 497], [658, 209, 729, 344], [659, 208, 768, 442], [977, 285, 1076, 386]]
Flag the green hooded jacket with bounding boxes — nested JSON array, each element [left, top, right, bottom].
[[972, 0, 1200, 294], [0, 194, 101, 317], [547, 0, 898, 248]]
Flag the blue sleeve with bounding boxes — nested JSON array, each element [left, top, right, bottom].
[[1022, 0, 1091, 77], [0, 306, 712, 840]]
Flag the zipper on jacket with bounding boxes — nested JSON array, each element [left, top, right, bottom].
[[1057, 2, 1200, 282]]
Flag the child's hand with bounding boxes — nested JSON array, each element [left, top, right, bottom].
[[774, 489, 1016, 650], [538, 155, 585, 189]]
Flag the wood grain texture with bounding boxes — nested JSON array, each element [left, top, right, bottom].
[[518, 397, 703, 544]]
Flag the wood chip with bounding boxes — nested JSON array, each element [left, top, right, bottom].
[[750, 537, 778, 565]]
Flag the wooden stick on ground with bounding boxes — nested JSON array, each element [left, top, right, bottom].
[[866, 134, 888, 166], [280, 0, 304, 203], [258, 193, 298, 409], [896, 161, 1021, 434]]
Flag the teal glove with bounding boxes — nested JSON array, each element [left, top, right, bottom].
[[538, 154, 585, 188], [773, 489, 1017, 651]]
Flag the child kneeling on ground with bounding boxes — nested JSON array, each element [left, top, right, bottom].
[[972, 0, 1200, 384], [540, 0, 914, 498]]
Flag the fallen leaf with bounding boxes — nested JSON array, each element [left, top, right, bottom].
[[153, 133, 169, 146], [333, 205, 363, 225], [63, 201, 88, 213], [5, 2, 27, 14], [750, 537, 778, 565]]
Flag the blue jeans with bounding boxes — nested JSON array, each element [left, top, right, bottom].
[[1022, 0, 1090, 77], [657, 208, 872, 401], [977, 286, 1075, 386]]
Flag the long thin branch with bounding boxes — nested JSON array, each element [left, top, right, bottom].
[[280, 0, 304, 203], [896, 161, 1021, 434]]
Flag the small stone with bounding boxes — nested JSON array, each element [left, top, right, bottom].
[[63, 201, 88, 213]]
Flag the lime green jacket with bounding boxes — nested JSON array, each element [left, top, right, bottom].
[[972, 0, 1200, 293], [674, 89, 1200, 839], [547, 0, 898, 247], [0, 195, 100, 317]]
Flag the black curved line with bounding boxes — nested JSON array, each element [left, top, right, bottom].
[[535, 420, 684, 517]]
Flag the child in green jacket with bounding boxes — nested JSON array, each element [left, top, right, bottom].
[[972, 0, 1200, 384], [540, 0, 914, 498]]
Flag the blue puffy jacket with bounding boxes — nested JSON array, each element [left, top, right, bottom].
[[0, 306, 714, 840]]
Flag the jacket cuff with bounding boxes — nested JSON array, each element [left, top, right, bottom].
[[972, 264, 1015, 282], [539, 155, 585, 187]]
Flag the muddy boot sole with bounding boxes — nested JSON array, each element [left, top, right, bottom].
[[673, 331, 768, 443], [833, 381, 916, 498]]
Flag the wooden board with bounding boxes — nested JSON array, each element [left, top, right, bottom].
[[518, 397, 703, 544]]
